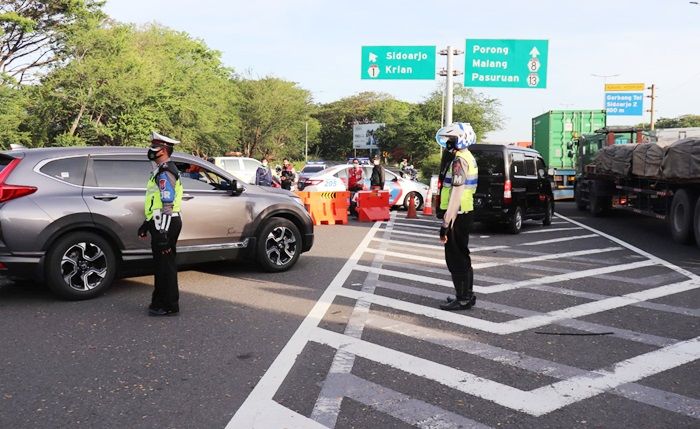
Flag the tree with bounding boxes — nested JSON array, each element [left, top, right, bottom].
[[0, 0, 105, 83], [27, 23, 240, 154], [655, 115, 700, 129], [0, 81, 30, 148], [313, 92, 411, 160], [236, 76, 317, 160], [376, 84, 502, 168]]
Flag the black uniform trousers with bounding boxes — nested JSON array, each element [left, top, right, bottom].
[[149, 216, 182, 312], [444, 212, 474, 300]]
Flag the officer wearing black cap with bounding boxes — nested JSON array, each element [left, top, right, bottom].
[[138, 132, 184, 316]]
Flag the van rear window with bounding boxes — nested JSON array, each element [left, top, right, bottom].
[[472, 151, 504, 176]]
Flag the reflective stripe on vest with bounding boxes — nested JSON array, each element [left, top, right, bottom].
[[440, 150, 478, 212], [145, 172, 183, 220]]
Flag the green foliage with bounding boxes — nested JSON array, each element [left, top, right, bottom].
[[53, 132, 86, 147], [0, 0, 106, 82], [655, 115, 700, 129], [236, 77, 317, 160], [420, 152, 441, 180], [0, 81, 31, 149], [377, 84, 502, 172]]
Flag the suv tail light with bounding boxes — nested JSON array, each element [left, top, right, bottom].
[[0, 158, 37, 203], [503, 179, 512, 204]]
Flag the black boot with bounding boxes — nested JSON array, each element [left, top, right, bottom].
[[442, 273, 476, 310]]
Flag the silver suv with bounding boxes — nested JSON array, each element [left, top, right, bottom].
[[0, 147, 314, 300]]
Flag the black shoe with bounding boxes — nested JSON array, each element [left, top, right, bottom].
[[148, 308, 179, 317], [440, 295, 476, 311]]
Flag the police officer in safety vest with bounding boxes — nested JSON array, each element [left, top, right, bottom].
[[435, 122, 479, 311], [138, 132, 184, 316]]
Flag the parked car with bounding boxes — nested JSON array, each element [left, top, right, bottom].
[[469, 144, 554, 233], [301, 164, 429, 209], [297, 161, 332, 190], [210, 156, 263, 184], [0, 147, 314, 300]]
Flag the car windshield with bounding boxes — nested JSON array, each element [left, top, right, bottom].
[[472, 151, 505, 176], [301, 165, 324, 174]]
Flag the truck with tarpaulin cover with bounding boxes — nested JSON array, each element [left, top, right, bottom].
[[571, 126, 700, 248]]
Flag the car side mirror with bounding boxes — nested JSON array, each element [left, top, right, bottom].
[[229, 179, 244, 196]]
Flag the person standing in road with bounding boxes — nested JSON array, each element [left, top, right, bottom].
[[399, 158, 409, 178], [370, 156, 385, 190], [280, 158, 297, 190], [435, 123, 479, 311], [138, 132, 184, 317], [255, 157, 273, 186]]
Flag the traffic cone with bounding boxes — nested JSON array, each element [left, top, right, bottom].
[[422, 187, 433, 216], [407, 193, 418, 219]]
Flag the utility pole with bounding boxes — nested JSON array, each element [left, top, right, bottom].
[[439, 46, 463, 126], [305, 121, 308, 162], [647, 84, 656, 130]]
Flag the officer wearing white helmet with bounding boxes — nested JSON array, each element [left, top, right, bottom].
[[435, 122, 478, 311], [138, 131, 184, 316]]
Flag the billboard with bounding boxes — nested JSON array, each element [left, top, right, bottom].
[[353, 123, 384, 149]]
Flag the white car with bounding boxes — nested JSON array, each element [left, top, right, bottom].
[[211, 156, 263, 184], [300, 164, 429, 209]]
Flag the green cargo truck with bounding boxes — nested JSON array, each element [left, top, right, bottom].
[[532, 110, 607, 200]]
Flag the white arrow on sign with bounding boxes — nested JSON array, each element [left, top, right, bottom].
[[529, 47, 540, 57], [368, 52, 378, 63]]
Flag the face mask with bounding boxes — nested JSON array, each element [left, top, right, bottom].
[[262, 162, 268, 167], [147, 146, 161, 161], [373, 160, 380, 165]]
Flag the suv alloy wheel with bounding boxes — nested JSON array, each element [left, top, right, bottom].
[[256, 218, 301, 272], [45, 232, 117, 300]]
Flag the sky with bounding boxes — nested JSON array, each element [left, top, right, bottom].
[[104, 0, 700, 143]]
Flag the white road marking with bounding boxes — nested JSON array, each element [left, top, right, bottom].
[[364, 246, 623, 269], [309, 326, 700, 416], [522, 227, 584, 234], [354, 259, 657, 294], [336, 278, 699, 335], [392, 221, 439, 230], [226, 221, 383, 428], [522, 234, 599, 245]]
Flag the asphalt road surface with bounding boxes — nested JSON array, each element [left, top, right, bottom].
[[1, 202, 698, 428]]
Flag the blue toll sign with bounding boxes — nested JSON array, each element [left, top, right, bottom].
[[605, 92, 644, 116]]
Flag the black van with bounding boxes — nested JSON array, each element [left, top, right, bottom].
[[469, 144, 554, 233]]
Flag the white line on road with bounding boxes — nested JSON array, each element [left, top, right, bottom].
[[364, 246, 623, 269], [225, 221, 383, 428], [335, 278, 699, 335], [309, 326, 700, 416], [522, 227, 584, 234]]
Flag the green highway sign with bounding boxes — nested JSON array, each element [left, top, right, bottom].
[[361, 46, 436, 80], [464, 39, 549, 88]]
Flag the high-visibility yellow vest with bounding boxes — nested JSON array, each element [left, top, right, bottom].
[[440, 149, 478, 213], [145, 163, 183, 220]]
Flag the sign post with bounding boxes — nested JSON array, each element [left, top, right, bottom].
[[361, 46, 436, 80], [464, 39, 548, 88]]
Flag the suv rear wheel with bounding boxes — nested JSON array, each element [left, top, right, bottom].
[[507, 207, 523, 234], [256, 218, 301, 272], [45, 232, 117, 300]]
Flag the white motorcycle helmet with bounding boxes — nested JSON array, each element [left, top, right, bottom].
[[435, 122, 477, 150]]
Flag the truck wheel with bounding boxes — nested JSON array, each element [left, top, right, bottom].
[[694, 198, 700, 249], [45, 232, 117, 300], [589, 196, 611, 217], [669, 189, 697, 244], [507, 207, 523, 234]]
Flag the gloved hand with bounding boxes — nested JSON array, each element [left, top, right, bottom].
[[137, 221, 149, 238], [439, 224, 449, 244]]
